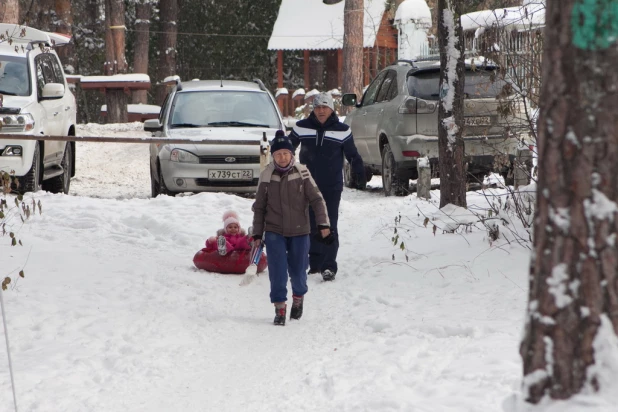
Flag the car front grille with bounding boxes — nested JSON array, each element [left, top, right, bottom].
[[195, 178, 259, 187], [198, 155, 260, 164]]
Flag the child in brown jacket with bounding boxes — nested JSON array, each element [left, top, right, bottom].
[[252, 130, 332, 326]]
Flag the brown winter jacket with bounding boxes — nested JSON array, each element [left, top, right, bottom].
[[252, 162, 329, 237]]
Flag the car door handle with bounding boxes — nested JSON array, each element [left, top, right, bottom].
[[53, 112, 59, 116], [65, 106, 71, 111], [361, 112, 367, 116]]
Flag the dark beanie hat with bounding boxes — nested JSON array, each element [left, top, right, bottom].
[[270, 130, 294, 154]]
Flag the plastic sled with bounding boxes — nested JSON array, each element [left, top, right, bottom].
[[193, 248, 268, 274]]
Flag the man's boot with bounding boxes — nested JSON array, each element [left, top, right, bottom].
[[274, 303, 286, 326], [322, 269, 336, 281], [290, 295, 304, 320]]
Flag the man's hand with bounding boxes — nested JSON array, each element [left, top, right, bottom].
[[252, 238, 262, 247], [320, 227, 330, 238]]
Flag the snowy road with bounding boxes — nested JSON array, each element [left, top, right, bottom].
[[0, 123, 530, 411]]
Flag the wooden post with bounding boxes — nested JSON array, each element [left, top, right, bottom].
[[417, 157, 431, 200], [337, 49, 343, 89], [277, 50, 284, 89], [304, 50, 310, 90], [514, 148, 532, 189], [363, 48, 370, 86]]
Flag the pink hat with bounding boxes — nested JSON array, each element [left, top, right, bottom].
[[222, 210, 240, 230]]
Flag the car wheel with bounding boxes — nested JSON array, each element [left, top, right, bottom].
[[150, 163, 160, 198], [343, 160, 357, 188], [44, 144, 72, 194], [157, 161, 175, 197], [381, 143, 409, 197], [17, 142, 41, 194]]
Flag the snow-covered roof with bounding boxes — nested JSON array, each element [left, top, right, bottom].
[[462, 4, 545, 32], [80, 74, 150, 83], [268, 0, 388, 51], [101, 104, 161, 114], [394, 0, 432, 28]]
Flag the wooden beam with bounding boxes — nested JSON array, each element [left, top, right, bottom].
[[304, 50, 310, 90], [80, 81, 151, 90], [0, 134, 259, 145]]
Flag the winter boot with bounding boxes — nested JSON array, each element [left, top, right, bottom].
[[217, 235, 227, 256], [274, 303, 287, 326], [290, 295, 304, 320], [322, 269, 336, 281]]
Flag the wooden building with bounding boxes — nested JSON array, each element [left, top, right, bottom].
[[268, 0, 398, 116]]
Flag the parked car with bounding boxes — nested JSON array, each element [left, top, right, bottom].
[[342, 59, 529, 195], [144, 78, 285, 196], [0, 24, 77, 194]]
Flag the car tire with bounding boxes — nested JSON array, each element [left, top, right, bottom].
[[150, 163, 160, 198], [157, 161, 175, 197], [44, 143, 72, 194], [17, 142, 42, 194], [381, 143, 409, 197]]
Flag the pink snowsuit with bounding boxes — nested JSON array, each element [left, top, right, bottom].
[[205, 229, 252, 255]]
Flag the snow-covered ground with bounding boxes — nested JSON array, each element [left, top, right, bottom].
[[0, 124, 613, 411]]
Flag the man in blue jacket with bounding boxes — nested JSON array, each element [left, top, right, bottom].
[[289, 92, 366, 281]]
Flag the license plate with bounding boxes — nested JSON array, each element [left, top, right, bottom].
[[208, 169, 253, 180], [464, 116, 492, 126]]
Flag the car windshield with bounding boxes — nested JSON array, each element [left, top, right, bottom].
[[407, 69, 512, 100], [169, 90, 280, 128], [0, 57, 30, 96]]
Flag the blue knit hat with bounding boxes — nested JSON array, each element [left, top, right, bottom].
[[270, 130, 294, 154]]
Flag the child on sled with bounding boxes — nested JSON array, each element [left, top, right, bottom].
[[205, 211, 252, 256]]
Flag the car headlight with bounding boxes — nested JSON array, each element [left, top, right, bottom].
[[0, 113, 35, 132], [170, 148, 199, 163], [1, 145, 22, 156]]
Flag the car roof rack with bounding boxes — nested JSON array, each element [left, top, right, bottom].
[[253, 78, 267, 91], [0, 23, 70, 50], [393, 59, 418, 68], [162, 75, 182, 91]]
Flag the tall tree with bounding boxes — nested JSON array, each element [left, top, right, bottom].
[[132, 0, 153, 104], [520, 0, 618, 403], [342, 0, 364, 115], [104, 0, 128, 123], [53, 0, 74, 67], [156, 0, 178, 105], [437, 0, 466, 208], [0, 0, 19, 24]]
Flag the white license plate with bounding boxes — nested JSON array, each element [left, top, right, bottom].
[[464, 116, 492, 126], [208, 169, 253, 180]]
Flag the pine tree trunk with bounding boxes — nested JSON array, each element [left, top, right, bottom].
[[132, 0, 151, 104], [342, 0, 364, 115], [104, 0, 128, 123], [0, 0, 19, 24], [520, 0, 618, 403], [437, 0, 466, 208], [156, 0, 178, 105], [54, 0, 74, 66]]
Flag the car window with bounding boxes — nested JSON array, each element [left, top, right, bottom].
[[407, 68, 512, 100], [0, 57, 29, 96], [48, 54, 65, 84], [376, 71, 397, 103], [35, 54, 57, 96], [361, 71, 387, 107], [169, 90, 281, 128]]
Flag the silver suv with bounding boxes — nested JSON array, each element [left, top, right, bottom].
[[145, 79, 284, 196], [0, 24, 77, 194], [342, 59, 527, 195]]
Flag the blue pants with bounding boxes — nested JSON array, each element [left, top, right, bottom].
[[265, 231, 310, 303], [309, 190, 341, 274]]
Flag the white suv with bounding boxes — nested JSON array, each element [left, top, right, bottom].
[[0, 24, 77, 194]]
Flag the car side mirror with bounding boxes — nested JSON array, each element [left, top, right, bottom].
[[41, 83, 65, 99], [144, 118, 163, 132], [342, 93, 357, 107]]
